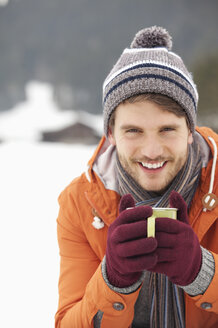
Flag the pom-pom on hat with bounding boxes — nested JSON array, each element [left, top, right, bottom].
[[130, 26, 172, 50], [103, 26, 198, 136]]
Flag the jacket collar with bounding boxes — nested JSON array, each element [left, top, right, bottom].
[[195, 127, 218, 212]]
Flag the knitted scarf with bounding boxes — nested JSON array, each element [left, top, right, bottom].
[[116, 136, 202, 328]]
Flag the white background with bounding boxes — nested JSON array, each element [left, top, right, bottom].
[[0, 82, 98, 327]]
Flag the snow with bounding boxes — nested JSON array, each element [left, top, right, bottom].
[[0, 0, 9, 6], [0, 81, 99, 327], [0, 81, 103, 142], [0, 140, 96, 327]]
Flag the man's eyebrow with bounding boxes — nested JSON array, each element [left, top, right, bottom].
[[159, 123, 181, 129], [120, 124, 142, 130]]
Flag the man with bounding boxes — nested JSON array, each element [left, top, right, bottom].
[[55, 26, 218, 327]]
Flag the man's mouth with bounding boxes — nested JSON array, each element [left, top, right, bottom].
[[139, 161, 166, 170]]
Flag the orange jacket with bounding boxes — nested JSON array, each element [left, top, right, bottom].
[[55, 127, 218, 328]]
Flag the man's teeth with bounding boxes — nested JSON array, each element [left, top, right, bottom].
[[141, 161, 165, 169]]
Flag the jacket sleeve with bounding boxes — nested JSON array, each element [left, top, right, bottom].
[[186, 250, 218, 313], [55, 195, 141, 328], [182, 247, 215, 296]]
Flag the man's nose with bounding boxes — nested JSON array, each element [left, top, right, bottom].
[[140, 136, 164, 160]]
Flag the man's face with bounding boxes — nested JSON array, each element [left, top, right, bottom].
[[108, 100, 193, 193]]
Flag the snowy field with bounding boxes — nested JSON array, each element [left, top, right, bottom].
[[0, 81, 99, 327], [0, 140, 96, 327]]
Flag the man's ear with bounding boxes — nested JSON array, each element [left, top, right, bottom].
[[108, 127, 116, 146], [188, 131, 193, 145]]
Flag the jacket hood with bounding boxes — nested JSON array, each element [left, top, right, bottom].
[[86, 136, 119, 193]]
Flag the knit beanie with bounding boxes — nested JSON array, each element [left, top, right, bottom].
[[103, 26, 198, 136]]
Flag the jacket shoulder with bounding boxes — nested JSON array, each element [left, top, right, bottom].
[[57, 172, 90, 225], [58, 172, 88, 203], [196, 126, 218, 144]]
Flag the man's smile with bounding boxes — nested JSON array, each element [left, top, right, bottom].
[[139, 161, 166, 169]]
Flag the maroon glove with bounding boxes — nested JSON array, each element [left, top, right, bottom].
[[152, 191, 202, 286], [106, 194, 157, 287]]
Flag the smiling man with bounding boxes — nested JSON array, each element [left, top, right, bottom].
[[108, 97, 193, 193], [55, 27, 218, 328]]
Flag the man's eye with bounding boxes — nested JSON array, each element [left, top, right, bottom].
[[161, 127, 175, 132], [126, 128, 140, 133]]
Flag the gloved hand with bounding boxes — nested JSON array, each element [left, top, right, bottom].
[[152, 191, 202, 286], [106, 191, 202, 288], [106, 194, 157, 287]]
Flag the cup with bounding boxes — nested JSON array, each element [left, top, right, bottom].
[[147, 208, 177, 237]]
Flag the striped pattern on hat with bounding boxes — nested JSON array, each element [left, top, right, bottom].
[[103, 26, 198, 136]]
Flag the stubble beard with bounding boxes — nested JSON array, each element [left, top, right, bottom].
[[117, 152, 187, 194]]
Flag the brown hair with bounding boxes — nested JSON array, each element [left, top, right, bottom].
[[109, 93, 190, 131]]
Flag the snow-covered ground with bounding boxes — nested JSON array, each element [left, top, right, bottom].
[[0, 82, 99, 327]]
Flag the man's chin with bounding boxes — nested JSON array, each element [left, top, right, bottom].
[[146, 186, 168, 195], [139, 180, 170, 195]]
